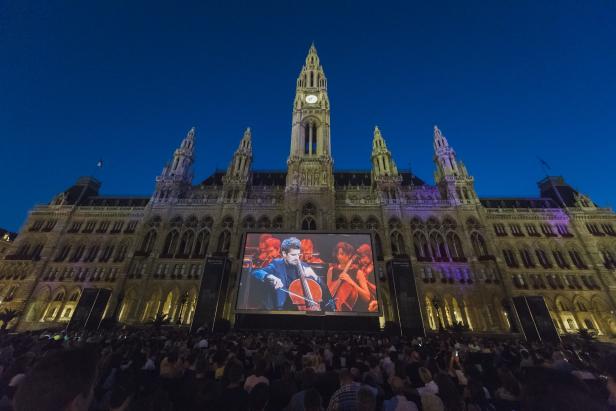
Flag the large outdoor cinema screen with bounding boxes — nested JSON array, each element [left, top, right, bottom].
[[236, 233, 380, 316]]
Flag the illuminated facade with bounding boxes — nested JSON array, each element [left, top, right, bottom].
[[2, 45, 616, 337]]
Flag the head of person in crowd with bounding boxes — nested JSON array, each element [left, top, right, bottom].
[[224, 359, 245, 387], [14, 348, 98, 411], [419, 367, 433, 385], [249, 382, 269, 411], [304, 388, 323, 411], [357, 384, 377, 411], [338, 367, 354, 386], [521, 366, 603, 411]]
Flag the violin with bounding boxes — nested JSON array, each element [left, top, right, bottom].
[[287, 263, 323, 311], [330, 255, 359, 311]]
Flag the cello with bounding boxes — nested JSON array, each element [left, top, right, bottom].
[[287, 262, 323, 311], [329, 255, 359, 311]]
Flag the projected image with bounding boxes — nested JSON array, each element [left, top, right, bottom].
[[236, 233, 379, 315]]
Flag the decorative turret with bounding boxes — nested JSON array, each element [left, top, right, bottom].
[[370, 126, 401, 201], [432, 125, 478, 204], [223, 127, 252, 186], [152, 127, 196, 202]]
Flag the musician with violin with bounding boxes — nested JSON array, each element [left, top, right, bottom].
[[327, 242, 372, 311], [251, 237, 335, 311]]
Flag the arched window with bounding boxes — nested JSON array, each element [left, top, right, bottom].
[[390, 231, 406, 257], [470, 232, 489, 257], [335, 216, 348, 230], [68, 290, 80, 302], [558, 300, 570, 311], [272, 215, 283, 229], [519, 248, 535, 268], [302, 217, 317, 231], [536, 248, 552, 268], [366, 216, 380, 230], [350, 216, 363, 230], [257, 216, 271, 229], [302, 203, 317, 231], [446, 232, 465, 260], [222, 216, 234, 229], [569, 249, 586, 268], [430, 232, 448, 261], [201, 216, 214, 229], [553, 249, 569, 268], [413, 232, 431, 260], [53, 291, 65, 302], [177, 230, 195, 257], [162, 230, 180, 257], [141, 230, 157, 255], [217, 230, 231, 253], [242, 216, 256, 229], [193, 230, 210, 258]]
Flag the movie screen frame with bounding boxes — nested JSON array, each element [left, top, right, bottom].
[[235, 232, 381, 317]]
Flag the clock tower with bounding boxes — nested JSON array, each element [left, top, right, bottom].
[[286, 43, 334, 192]]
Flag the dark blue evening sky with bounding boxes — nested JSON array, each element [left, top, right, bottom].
[[1, 0, 615, 231]]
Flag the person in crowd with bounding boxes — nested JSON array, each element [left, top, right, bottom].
[[327, 368, 361, 411], [383, 376, 418, 411], [13, 348, 98, 411], [3, 321, 614, 411], [416, 367, 438, 395], [245, 358, 270, 393]]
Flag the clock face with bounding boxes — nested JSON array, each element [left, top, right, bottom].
[[305, 95, 318, 104]]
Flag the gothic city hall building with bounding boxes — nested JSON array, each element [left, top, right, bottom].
[[2, 45, 616, 338]]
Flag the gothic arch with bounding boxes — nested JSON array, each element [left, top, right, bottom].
[[257, 215, 271, 229], [272, 215, 283, 229], [302, 202, 317, 231], [141, 229, 158, 255], [350, 216, 364, 230], [25, 286, 51, 322], [193, 229, 210, 258], [429, 232, 448, 261], [162, 230, 180, 256], [470, 231, 489, 257], [366, 216, 380, 230], [142, 287, 162, 321], [177, 230, 195, 257], [413, 232, 431, 260], [217, 230, 231, 253], [446, 231, 465, 259], [184, 214, 198, 227], [201, 215, 214, 229], [221, 216, 234, 229], [335, 216, 349, 230], [390, 231, 406, 257], [242, 215, 256, 229]]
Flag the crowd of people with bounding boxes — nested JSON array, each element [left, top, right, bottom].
[[0, 326, 614, 411]]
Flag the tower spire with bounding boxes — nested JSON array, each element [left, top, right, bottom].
[[432, 125, 478, 204], [286, 43, 333, 193], [371, 126, 401, 200], [152, 127, 196, 202], [224, 127, 252, 183]]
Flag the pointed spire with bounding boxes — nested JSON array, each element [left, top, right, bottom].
[[371, 126, 399, 181], [433, 124, 450, 150], [303, 42, 322, 71], [372, 125, 389, 151], [238, 127, 252, 151], [181, 126, 196, 151]]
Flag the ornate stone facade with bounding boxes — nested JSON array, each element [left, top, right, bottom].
[[2, 45, 616, 337]]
